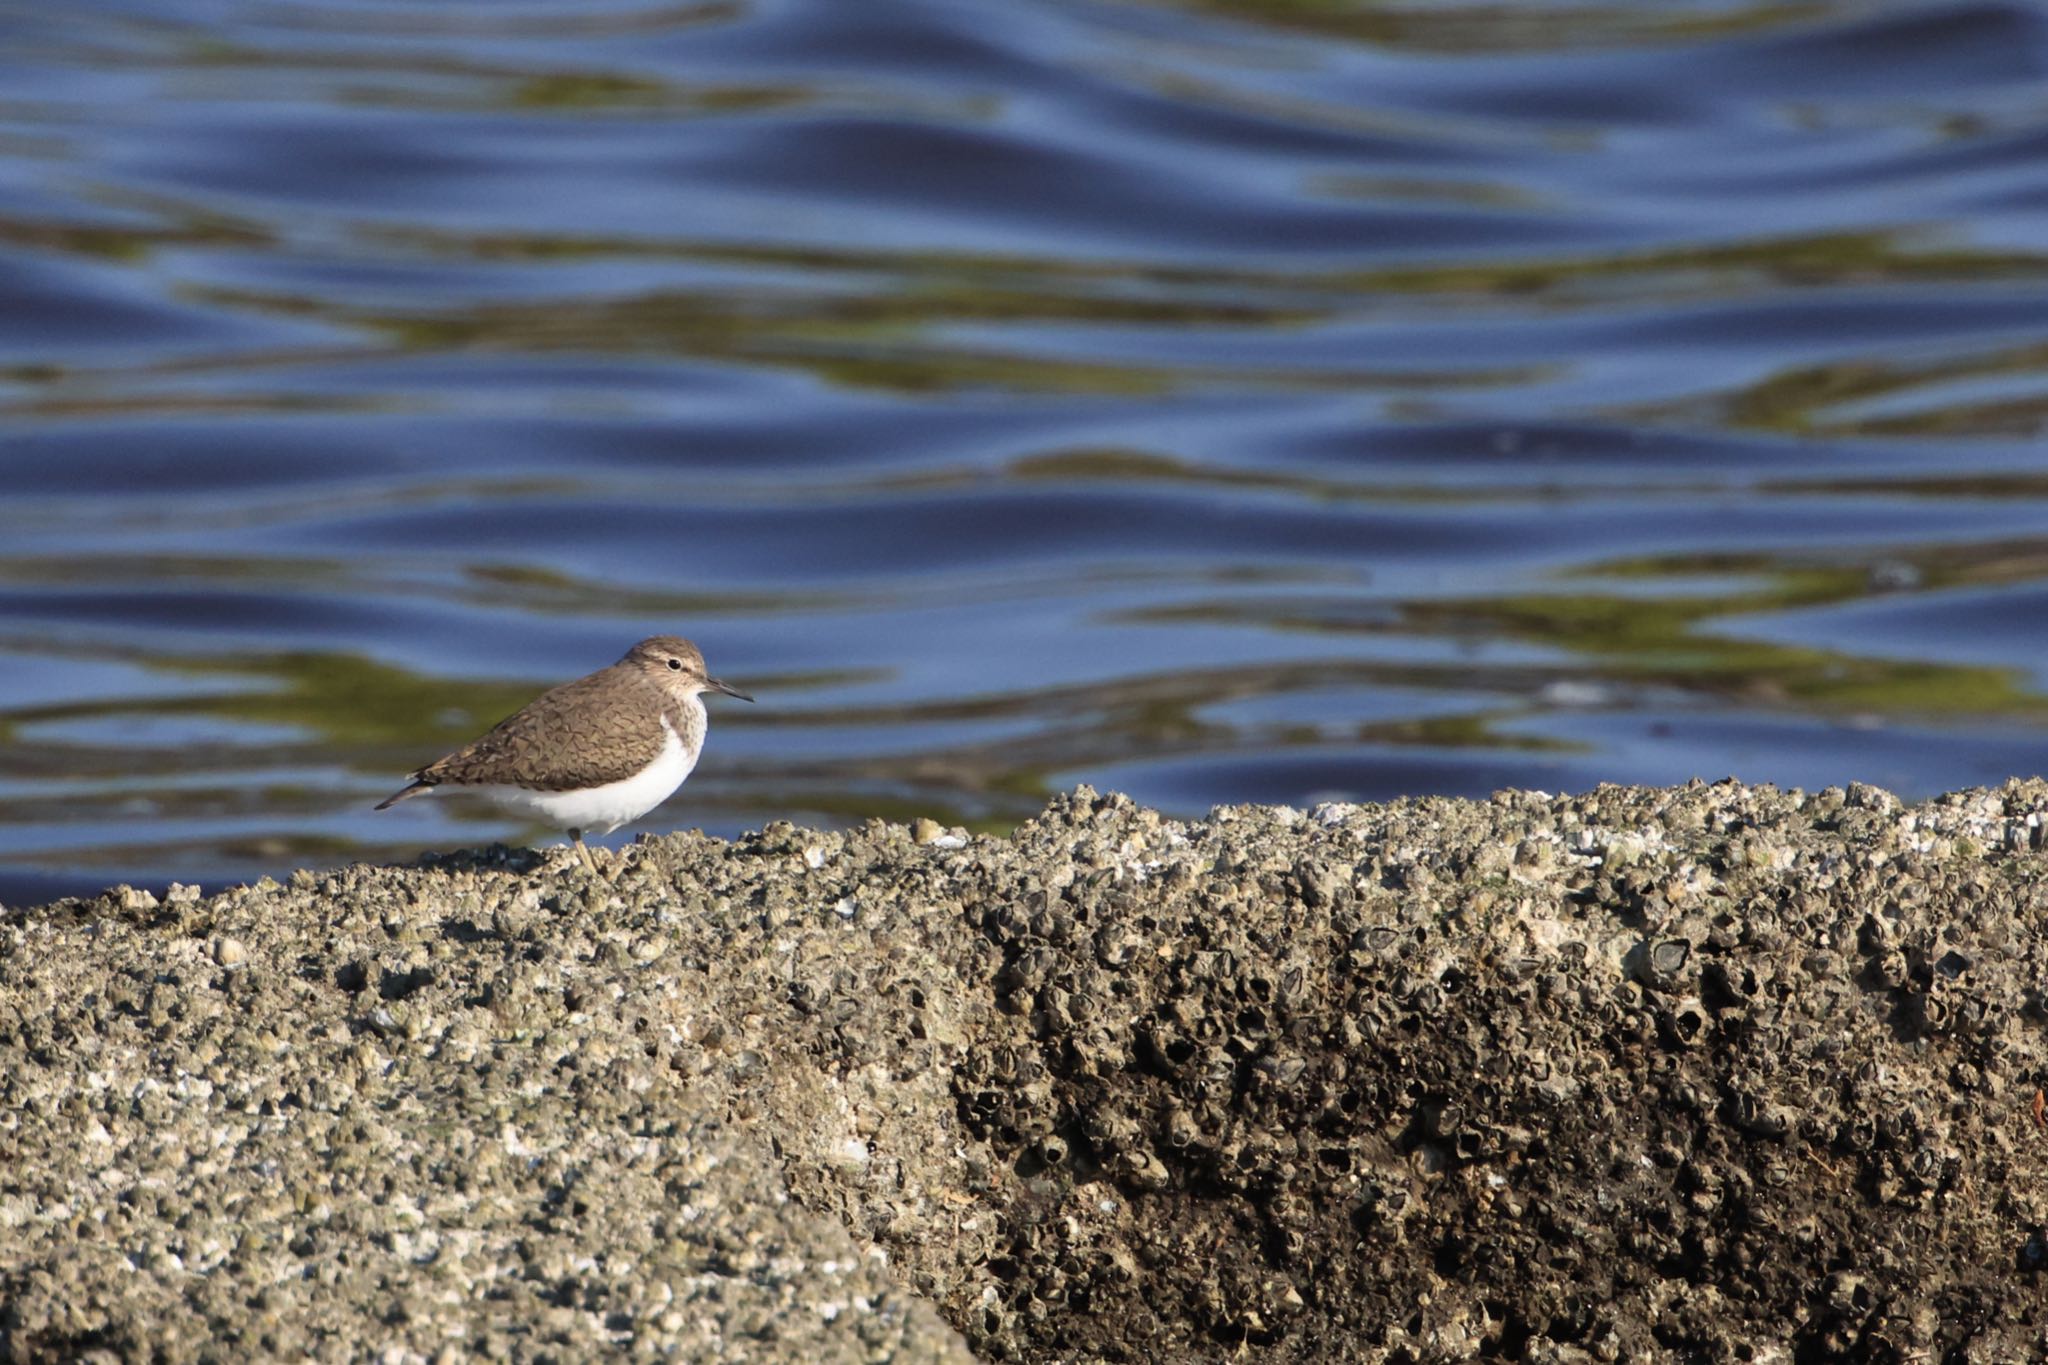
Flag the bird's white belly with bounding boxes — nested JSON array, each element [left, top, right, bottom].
[[467, 717, 697, 836]]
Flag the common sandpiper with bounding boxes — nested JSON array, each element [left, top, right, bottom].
[[376, 636, 753, 874]]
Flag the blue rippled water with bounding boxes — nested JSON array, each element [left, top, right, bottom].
[[4, 0, 2048, 903]]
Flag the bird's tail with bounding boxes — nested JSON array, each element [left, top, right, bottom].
[[374, 780, 433, 811]]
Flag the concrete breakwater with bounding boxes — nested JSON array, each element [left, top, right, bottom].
[[5, 781, 2048, 1362]]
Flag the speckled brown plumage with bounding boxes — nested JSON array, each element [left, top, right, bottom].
[[414, 667, 682, 792], [376, 636, 746, 804]]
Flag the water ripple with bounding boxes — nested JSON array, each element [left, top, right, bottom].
[[2, 0, 2048, 899]]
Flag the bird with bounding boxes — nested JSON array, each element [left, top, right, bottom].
[[376, 635, 752, 874]]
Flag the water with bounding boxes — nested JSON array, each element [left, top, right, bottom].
[[5, 0, 2048, 904]]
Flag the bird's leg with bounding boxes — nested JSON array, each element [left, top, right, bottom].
[[571, 829, 602, 878]]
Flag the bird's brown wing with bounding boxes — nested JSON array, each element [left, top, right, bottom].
[[412, 666, 669, 792]]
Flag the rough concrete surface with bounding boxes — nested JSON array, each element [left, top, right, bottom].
[[8, 781, 2048, 1362]]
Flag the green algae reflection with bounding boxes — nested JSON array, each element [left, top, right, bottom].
[[2, 651, 543, 762], [1420, 555, 2048, 718]]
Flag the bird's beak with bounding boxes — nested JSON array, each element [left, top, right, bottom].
[[708, 676, 754, 703]]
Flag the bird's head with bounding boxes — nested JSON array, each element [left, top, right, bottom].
[[624, 635, 754, 703]]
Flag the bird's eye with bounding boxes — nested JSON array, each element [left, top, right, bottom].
[[667, 658, 682, 671]]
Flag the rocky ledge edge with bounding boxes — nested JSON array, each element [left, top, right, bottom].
[[7, 780, 2048, 1363]]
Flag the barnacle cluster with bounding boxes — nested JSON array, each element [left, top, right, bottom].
[[6, 779, 2048, 1361]]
